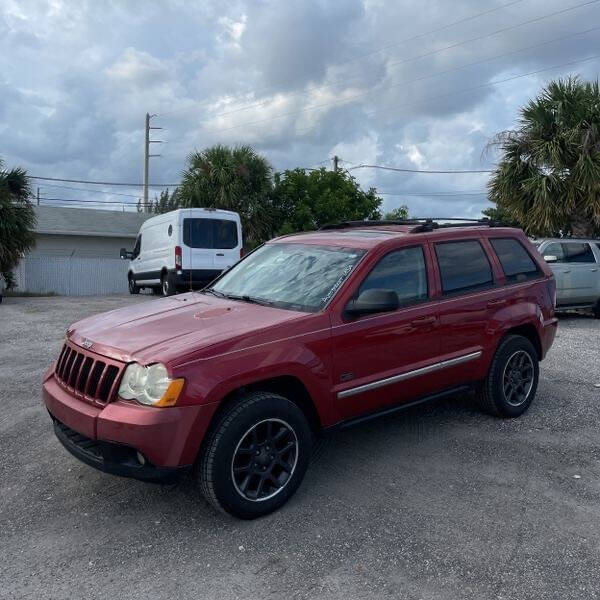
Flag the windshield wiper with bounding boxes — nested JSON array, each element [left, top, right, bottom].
[[202, 288, 227, 298], [223, 293, 274, 306]]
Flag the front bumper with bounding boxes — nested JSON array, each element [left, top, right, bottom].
[[51, 415, 186, 482], [43, 374, 218, 478]]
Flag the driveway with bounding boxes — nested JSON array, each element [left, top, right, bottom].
[[1, 296, 599, 600]]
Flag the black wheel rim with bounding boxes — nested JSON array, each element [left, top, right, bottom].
[[231, 418, 298, 502], [502, 350, 534, 406]]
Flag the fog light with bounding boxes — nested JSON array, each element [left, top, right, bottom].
[[136, 451, 146, 466]]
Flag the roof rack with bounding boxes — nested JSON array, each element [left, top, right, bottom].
[[319, 218, 508, 233]]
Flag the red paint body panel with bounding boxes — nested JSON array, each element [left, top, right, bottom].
[[43, 225, 557, 471]]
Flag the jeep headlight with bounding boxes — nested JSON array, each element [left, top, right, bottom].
[[118, 362, 184, 407]]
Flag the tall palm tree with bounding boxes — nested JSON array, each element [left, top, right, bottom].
[[178, 145, 274, 247], [0, 159, 36, 289], [488, 77, 600, 237]]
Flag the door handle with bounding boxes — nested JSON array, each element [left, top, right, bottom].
[[410, 316, 436, 326], [216, 253, 224, 256], [562, 269, 571, 273], [487, 299, 507, 308], [591, 268, 598, 272]]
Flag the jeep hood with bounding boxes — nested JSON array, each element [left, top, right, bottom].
[[67, 293, 309, 365]]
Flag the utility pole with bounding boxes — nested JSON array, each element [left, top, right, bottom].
[[143, 113, 162, 213], [333, 155, 339, 173], [36, 187, 40, 206]]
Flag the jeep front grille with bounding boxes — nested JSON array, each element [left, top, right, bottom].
[[54, 342, 123, 404]]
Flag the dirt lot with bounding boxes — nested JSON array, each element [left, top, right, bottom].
[[1, 295, 600, 600]]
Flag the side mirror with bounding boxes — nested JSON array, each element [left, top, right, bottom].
[[543, 255, 558, 263], [345, 288, 399, 317], [120, 248, 133, 260]]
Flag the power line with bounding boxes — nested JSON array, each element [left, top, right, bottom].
[[181, 1, 599, 130], [203, 5, 600, 136], [38, 182, 141, 198], [377, 191, 488, 196], [27, 175, 179, 187], [158, 0, 526, 118], [350, 165, 494, 174], [250, 52, 600, 148]]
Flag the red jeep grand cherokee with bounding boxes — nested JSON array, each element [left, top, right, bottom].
[[43, 219, 557, 518]]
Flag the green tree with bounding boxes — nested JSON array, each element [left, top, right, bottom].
[[273, 168, 381, 234], [382, 205, 409, 220], [488, 77, 600, 237], [0, 159, 36, 289], [151, 188, 180, 214], [178, 145, 274, 247]]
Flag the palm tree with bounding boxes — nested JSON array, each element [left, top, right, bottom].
[[488, 77, 600, 237], [0, 159, 36, 289], [178, 145, 274, 247]]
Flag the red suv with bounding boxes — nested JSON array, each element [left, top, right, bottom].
[[43, 219, 557, 518]]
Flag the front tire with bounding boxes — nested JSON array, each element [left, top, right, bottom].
[[475, 335, 539, 417], [593, 299, 600, 319], [128, 275, 140, 295], [198, 392, 312, 519]]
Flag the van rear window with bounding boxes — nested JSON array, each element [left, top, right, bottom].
[[183, 218, 238, 249]]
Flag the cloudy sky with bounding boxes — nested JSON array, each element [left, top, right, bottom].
[[1, 0, 599, 217]]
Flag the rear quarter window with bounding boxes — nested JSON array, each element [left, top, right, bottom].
[[490, 238, 541, 283], [434, 240, 493, 295]]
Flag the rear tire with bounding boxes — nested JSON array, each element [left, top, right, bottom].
[[198, 391, 312, 519], [161, 273, 175, 296], [128, 275, 140, 295], [593, 299, 600, 319], [475, 335, 539, 418]]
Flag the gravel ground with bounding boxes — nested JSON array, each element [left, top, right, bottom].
[[1, 295, 600, 600]]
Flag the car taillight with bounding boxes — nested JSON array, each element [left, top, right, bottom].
[[175, 245, 182, 269], [240, 247, 245, 259]]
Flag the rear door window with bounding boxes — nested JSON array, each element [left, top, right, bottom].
[[562, 242, 596, 263], [359, 246, 428, 307], [435, 240, 493, 295], [183, 218, 238, 249], [490, 238, 540, 283]]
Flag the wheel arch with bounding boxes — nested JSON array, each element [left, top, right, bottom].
[[502, 323, 542, 360], [207, 375, 322, 436]]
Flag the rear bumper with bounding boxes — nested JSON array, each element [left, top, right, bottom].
[[43, 375, 218, 474], [172, 269, 222, 287], [540, 316, 558, 359]]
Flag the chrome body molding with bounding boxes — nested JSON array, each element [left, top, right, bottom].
[[337, 351, 483, 400]]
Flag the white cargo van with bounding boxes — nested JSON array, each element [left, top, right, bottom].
[[121, 208, 243, 296]]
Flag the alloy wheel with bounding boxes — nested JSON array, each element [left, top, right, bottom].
[[502, 350, 534, 406], [231, 418, 298, 502]]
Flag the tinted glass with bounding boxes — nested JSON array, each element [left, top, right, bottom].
[[183, 218, 238, 249], [360, 246, 428, 306], [563, 242, 596, 263], [435, 240, 493, 294], [543, 242, 564, 262], [132, 235, 141, 258], [490, 238, 540, 282], [211, 243, 364, 312]]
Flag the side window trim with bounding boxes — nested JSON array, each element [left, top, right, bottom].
[[353, 244, 431, 311], [434, 238, 496, 298]]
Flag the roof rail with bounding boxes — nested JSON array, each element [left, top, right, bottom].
[[318, 218, 509, 233]]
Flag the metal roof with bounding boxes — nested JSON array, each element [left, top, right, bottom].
[[33, 206, 151, 239]]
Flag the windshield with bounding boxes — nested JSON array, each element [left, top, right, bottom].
[[208, 243, 365, 312]]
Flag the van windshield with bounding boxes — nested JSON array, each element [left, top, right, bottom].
[[183, 218, 238, 249], [208, 243, 365, 312]]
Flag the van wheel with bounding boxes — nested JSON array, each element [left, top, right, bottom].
[[198, 392, 312, 519], [161, 273, 175, 296], [475, 335, 539, 418], [128, 275, 140, 295], [593, 299, 600, 319]]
